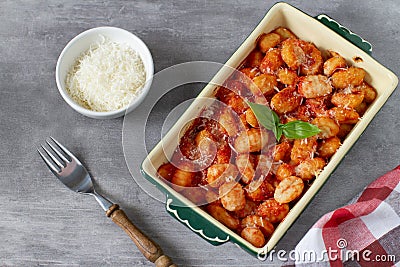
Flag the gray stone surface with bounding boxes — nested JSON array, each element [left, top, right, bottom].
[[0, 0, 399, 266]]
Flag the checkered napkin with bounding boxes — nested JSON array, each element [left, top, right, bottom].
[[287, 165, 400, 267]]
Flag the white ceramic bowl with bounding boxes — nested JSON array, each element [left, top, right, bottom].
[[55, 27, 154, 119]]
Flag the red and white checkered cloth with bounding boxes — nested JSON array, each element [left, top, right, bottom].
[[288, 165, 400, 266]]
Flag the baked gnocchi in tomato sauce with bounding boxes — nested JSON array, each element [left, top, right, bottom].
[[157, 27, 376, 247]]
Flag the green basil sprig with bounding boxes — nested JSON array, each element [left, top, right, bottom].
[[246, 101, 321, 141]]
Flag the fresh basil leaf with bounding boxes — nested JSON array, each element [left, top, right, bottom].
[[272, 110, 280, 127], [246, 101, 320, 141], [275, 125, 283, 141], [281, 121, 321, 139], [246, 101, 277, 130]]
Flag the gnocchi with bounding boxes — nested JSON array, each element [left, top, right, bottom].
[[234, 128, 269, 153], [219, 182, 246, 211], [207, 203, 240, 230], [311, 117, 339, 139], [273, 27, 297, 40], [305, 97, 329, 118], [298, 75, 332, 98], [331, 67, 366, 89], [207, 163, 239, 187], [260, 48, 284, 74], [249, 73, 277, 96], [255, 154, 273, 177], [357, 82, 377, 103], [245, 50, 264, 68], [195, 129, 217, 163], [337, 123, 353, 139], [290, 137, 317, 164], [270, 86, 302, 114], [234, 199, 257, 218], [245, 180, 275, 202], [218, 108, 238, 136], [281, 38, 323, 75], [323, 51, 347, 76], [242, 215, 274, 237], [238, 67, 259, 83], [355, 101, 368, 116], [171, 163, 195, 191], [329, 107, 360, 124], [159, 27, 377, 248], [295, 158, 326, 180], [257, 199, 289, 223], [277, 68, 298, 85], [241, 227, 266, 247], [276, 163, 295, 181], [227, 94, 248, 114], [274, 176, 304, 204], [318, 137, 341, 158], [331, 90, 364, 108], [272, 141, 292, 162], [245, 108, 259, 128], [236, 153, 256, 184], [157, 163, 176, 182], [258, 32, 281, 53]]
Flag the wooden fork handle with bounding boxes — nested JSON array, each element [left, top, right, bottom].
[[106, 204, 177, 267]]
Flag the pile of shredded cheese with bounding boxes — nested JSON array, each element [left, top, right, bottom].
[[65, 35, 146, 112]]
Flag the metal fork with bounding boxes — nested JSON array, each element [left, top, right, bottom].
[[38, 137, 176, 267]]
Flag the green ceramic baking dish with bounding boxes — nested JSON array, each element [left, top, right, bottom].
[[140, 2, 398, 257]]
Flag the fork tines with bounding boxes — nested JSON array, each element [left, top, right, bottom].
[[37, 137, 71, 174]]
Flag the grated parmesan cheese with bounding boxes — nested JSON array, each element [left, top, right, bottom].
[[65, 35, 146, 112]]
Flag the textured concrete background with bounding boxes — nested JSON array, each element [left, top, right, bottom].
[[0, 0, 399, 266]]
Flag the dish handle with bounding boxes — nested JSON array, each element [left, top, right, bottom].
[[165, 193, 230, 246], [315, 14, 372, 55]]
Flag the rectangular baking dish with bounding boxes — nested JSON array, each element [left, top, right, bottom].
[[141, 2, 398, 257]]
